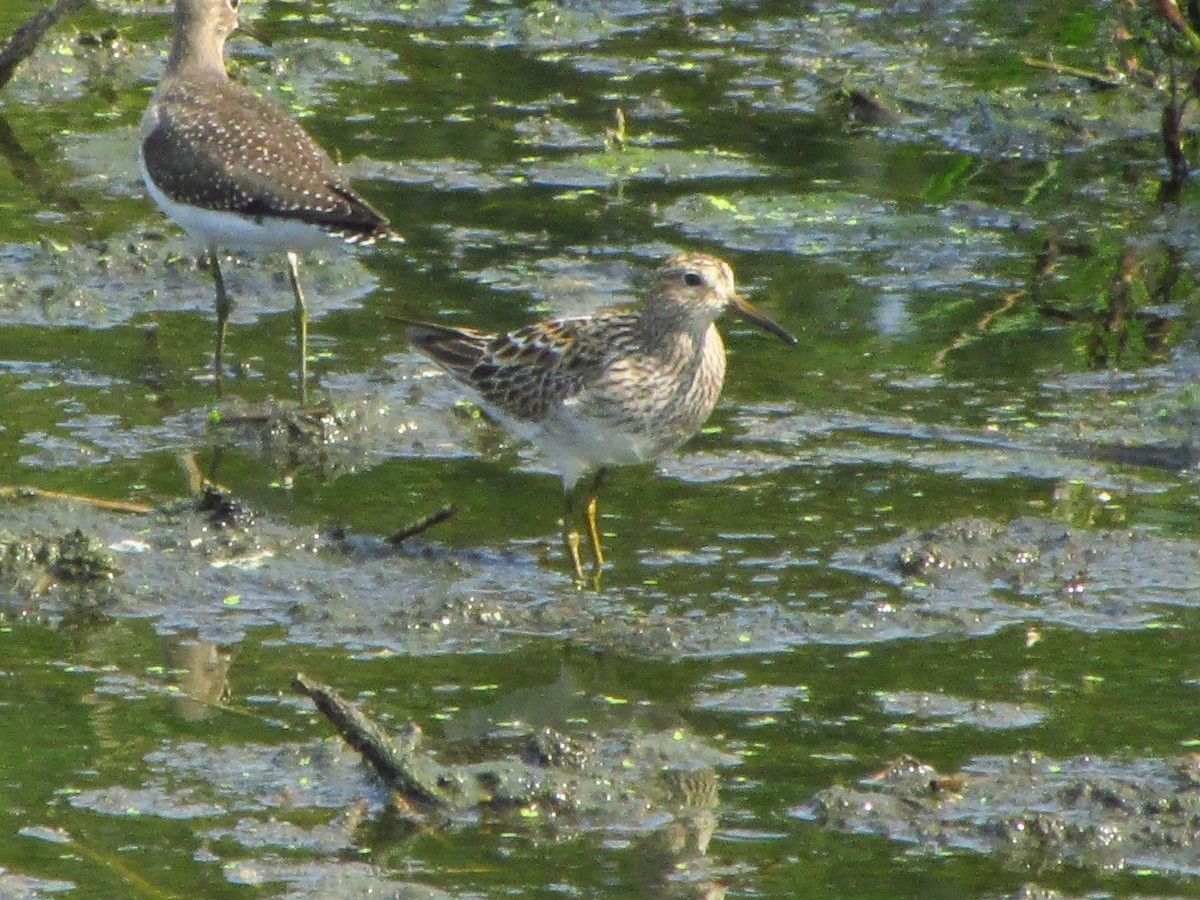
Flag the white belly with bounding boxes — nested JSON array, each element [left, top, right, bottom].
[[487, 401, 667, 490], [139, 154, 336, 253]]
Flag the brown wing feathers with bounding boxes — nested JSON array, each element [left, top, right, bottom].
[[143, 80, 397, 243]]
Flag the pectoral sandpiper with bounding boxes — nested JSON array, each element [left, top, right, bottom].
[[406, 252, 796, 581], [140, 0, 402, 398]]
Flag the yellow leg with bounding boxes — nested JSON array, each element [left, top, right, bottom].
[[565, 528, 585, 582], [583, 492, 604, 590], [562, 489, 586, 582], [584, 470, 605, 572], [286, 250, 308, 403], [561, 471, 606, 583], [585, 493, 602, 567], [559, 501, 583, 585], [209, 248, 230, 390]]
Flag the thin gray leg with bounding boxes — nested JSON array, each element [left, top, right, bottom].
[[209, 247, 230, 389]]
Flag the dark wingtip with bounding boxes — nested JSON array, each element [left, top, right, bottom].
[[382, 315, 452, 346], [404, 321, 448, 346], [402, 320, 491, 372]]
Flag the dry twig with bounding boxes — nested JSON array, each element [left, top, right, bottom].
[[1022, 56, 1125, 90], [292, 672, 450, 809], [0, 485, 153, 514], [387, 503, 459, 545]]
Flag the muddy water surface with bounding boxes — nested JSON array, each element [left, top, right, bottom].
[[1, 1, 1199, 897]]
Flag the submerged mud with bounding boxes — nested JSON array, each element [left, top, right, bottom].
[[1, 0, 1199, 896], [798, 753, 1200, 878]]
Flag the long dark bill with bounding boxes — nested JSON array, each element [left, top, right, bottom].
[[730, 294, 797, 345], [236, 19, 273, 47]]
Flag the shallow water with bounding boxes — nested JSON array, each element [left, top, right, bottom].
[[1, 0, 1200, 897]]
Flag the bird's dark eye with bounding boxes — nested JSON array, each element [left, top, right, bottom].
[[683, 271, 703, 287]]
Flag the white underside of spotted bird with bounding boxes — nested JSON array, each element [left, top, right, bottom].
[[138, 151, 338, 253]]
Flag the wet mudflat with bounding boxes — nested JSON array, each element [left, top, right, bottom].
[[1, 0, 1199, 897]]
